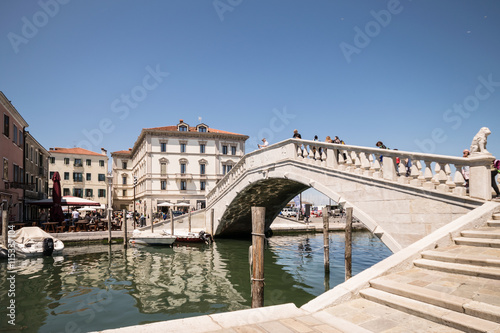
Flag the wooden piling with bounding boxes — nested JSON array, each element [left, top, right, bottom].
[[210, 209, 214, 236], [251, 206, 265, 308], [345, 206, 353, 280], [107, 208, 112, 244], [122, 209, 128, 247], [170, 211, 174, 236], [188, 210, 192, 233], [323, 207, 330, 273]]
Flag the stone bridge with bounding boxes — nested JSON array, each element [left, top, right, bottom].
[[205, 139, 496, 252]]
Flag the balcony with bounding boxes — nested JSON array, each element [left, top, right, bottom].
[[175, 173, 193, 179]]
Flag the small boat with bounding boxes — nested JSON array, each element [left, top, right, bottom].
[[129, 230, 177, 246], [10, 227, 64, 257], [175, 230, 213, 244]]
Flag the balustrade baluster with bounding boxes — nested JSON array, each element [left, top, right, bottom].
[[337, 149, 346, 170], [444, 164, 456, 191], [452, 164, 467, 196], [371, 154, 381, 178], [296, 145, 303, 158], [434, 162, 449, 192], [360, 153, 372, 177], [422, 161, 435, 190], [409, 160, 423, 187]]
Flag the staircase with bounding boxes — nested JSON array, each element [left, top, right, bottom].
[[324, 213, 500, 332]]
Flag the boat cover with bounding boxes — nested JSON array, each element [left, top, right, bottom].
[[12, 227, 56, 243]]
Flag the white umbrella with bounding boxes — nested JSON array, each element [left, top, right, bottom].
[[78, 207, 97, 212], [176, 203, 190, 207], [27, 196, 101, 207], [157, 202, 174, 207]]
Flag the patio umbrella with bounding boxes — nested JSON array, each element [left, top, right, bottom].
[[176, 203, 190, 207], [157, 202, 174, 207], [27, 196, 101, 207], [49, 172, 65, 223]]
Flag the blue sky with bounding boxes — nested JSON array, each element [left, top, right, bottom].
[[1, 1, 500, 203]]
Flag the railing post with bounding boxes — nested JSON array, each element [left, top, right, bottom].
[[382, 156, 397, 181], [251, 206, 265, 308], [469, 155, 495, 200]]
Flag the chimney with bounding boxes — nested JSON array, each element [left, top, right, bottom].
[[179, 119, 183, 123], [101, 148, 107, 155]]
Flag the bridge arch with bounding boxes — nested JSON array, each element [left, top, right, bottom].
[[207, 139, 491, 252]]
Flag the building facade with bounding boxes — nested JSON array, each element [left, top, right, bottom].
[[24, 132, 50, 221], [111, 120, 248, 214], [0, 91, 29, 222], [48, 147, 109, 206]]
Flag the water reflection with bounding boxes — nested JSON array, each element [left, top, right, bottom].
[[0, 232, 392, 333]]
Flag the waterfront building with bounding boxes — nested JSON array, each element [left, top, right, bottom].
[[1, 91, 29, 222], [111, 119, 248, 214], [24, 131, 50, 221], [48, 147, 109, 206]]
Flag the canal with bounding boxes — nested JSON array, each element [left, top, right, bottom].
[[0, 231, 392, 333]]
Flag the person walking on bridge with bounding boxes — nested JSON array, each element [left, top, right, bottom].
[[492, 159, 500, 198]]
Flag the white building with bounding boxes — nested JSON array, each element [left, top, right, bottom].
[[111, 120, 248, 214], [48, 147, 109, 206]]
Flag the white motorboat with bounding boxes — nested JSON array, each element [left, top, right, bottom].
[[129, 230, 177, 246], [175, 230, 213, 244], [10, 227, 64, 257]]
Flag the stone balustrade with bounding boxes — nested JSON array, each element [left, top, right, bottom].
[[207, 139, 496, 205]]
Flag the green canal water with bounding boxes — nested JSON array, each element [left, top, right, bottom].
[[0, 231, 392, 333]]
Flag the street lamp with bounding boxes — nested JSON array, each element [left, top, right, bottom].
[[106, 172, 113, 244], [133, 176, 137, 229]]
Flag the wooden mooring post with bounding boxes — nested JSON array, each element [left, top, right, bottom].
[[210, 209, 214, 236], [188, 210, 192, 233], [122, 209, 128, 247], [251, 206, 265, 308], [107, 208, 112, 244], [345, 206, 353, 280], [323, 207, 330, 273], [150, 206, 154, 233], [170, 211, 174, 236]]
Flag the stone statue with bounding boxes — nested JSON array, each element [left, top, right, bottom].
[[469, 127, 491, 155]]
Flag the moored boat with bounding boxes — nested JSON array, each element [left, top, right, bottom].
[[129, 230, 177, 246], [175, 230, 213, 244], [10, 227, 64, 257]]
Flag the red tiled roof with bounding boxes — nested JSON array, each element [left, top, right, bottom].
[[111, 150, 132, 155], [146, 125, 246, 136], [49, 147, 105, 156]]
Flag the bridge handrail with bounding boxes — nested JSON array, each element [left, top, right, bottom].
[[207, 138, 495, 203]]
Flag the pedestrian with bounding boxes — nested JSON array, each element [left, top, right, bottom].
[[258, 138, 269, 149], [140, 214, 146, 227], [492, 159, 500, 198], [325, 136, 333, 143], [461, 149, 470, 188], [376, 141, 388, 162], [292, 129, 302, 139], [71, 208, 79, 226], [39, 209, 47, 227]]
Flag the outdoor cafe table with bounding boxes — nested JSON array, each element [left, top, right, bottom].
[[75, 221, 89, 232], [42, 222, 59, 233]]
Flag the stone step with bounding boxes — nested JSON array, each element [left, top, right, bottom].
[[421, 250, 500, 268], [493, 213, 500, 221], [488, 220, 500, 227], [413, 258, 500, 279], [369, 278, 500, 323], [360, 288, 500, 333], [461, 229, 500, 239], [454, 236, 500, 248]]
